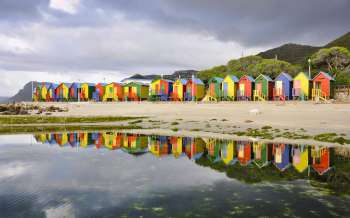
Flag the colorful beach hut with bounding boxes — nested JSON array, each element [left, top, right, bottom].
[[238, 75, 255, 101], [205, 138, 222, 163], [292, 145, 310, 173], [292, 72, 311, 100], [220, 140, 237, 165], [80, 83, 95, 101], [68, 133, 79, 147], [253, 74, 273, 101], [221, 75, 239, 100], [56, 83, 71, 101], [123, 82, 149, 101], [69, 83, 81, 101], [122, 134, 148, 154], [170, 136, 186, 158], [185, 78, 205, 101], [237, 141, 253, 166], [312, 71, 335, 101], [103, 83, 123, 101], [92, 83, 107, 102], [208, 77, 223, 99], [172, 79, 187, 101], [40, 83, 51, 102], [185, 138, 205, 160], [148, 135, 172, 157], [274, 72, 293, 100], [311, 147, 332, 175], [103, 132, 123, 150], [273, 144, 291, 171], [253, 143, 272, 168], [47, 83, 58, 102], [54, 133, 68, 146], [150, 79, 173, 101]]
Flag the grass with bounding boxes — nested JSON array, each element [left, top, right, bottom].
[[313, 133, 350, 145], [0, 125, 143, 134], [171, 128, 179, 132], [0, 116, 145, 125], [171, 122, 179, 125], [128, 119, 143, 125]]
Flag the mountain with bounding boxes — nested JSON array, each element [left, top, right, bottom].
[[8, 81, 39, 102], [0, 96, 9, 103], [123, 70, 199, 82], [258, 31, 350, 66]]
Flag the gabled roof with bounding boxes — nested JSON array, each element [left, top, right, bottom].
[[96, 83, 107, 86], [189, 78, 204, 85], [81, 82, 95, 86], [295, 72, 311, 80], [225, 75, 239, 82], [276, 72, 293, 81], [209, 77, 224, 83], [70, 82, 82, 88], [313, 71, 335, 81], [240, 75, 255, 82], [48, 83, 58, 89], [256, 74, 272, 82], [175, 79, 188, 85]]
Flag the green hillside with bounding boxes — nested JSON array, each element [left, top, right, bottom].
[[325, 32, 350, 49]]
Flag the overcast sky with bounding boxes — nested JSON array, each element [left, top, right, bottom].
[[0, 0, 349, 96]]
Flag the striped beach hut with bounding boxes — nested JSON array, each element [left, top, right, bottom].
[[185, 78, 205, 101], [208, 77, 223, 99], [56, 83, 71, 101], [292, 72, 312, 100], [220, 140, 238, 166], [69, 83, 81, 101], [92, 83, 107, 102], [237, 141, 253, 166], [122, 134, 148, 154], [47, 83, 58, 102], [311, 147, 332, 175], [150, 79, 173, 101], [170, 136, 186, 158], [80, 83, 95, 101], [103, 83, 124, 101], [222, 75, 239, 100], [123, 82, 149, 101], [238, 75, 255, 101], [205, 138, 222, 163], [172, 78, 187, 101], [274, 72, 293, 100], [312, 71, 335, 101], [103, 132, 123, 150], [185, 138, 205, 161], [253, 143, 272, 168], [33, 83, 41, 102], [273, 144, 291, 171], [253, 74, 273, 101]]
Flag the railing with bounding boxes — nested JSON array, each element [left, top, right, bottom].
[[312, 89, 328, 101], [253, 90, 265, 101]]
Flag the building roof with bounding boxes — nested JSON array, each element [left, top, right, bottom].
[[191, 78, 204, 85], [226, 75, 239, 82], [276, 72, 293, 81], [257, 74, 272, 82], [241, 75, 255, 82], [175, 79, 188, 85], [296, 72, 311, 80], [209, 77, 224, 83], [314, 71, 335, 81]]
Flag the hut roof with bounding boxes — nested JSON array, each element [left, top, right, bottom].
[[226, 75, 239, 82], [209, 77, 224, 83], [257, 74, 272, 82], [276, 72, 293, 81], [176, 79, 188, 85], [96, 83, 107, 86], [191, 78, 204, 85], [314, 71, 335, 81], [295, 72, 311, 80], [241, 75, 255, 82]]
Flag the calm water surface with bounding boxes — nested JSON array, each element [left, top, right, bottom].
[[0, 132, 349, 218]]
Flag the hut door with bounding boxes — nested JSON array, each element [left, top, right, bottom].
[[276, 81, 283, 95], [315, 82, 321, 90], [223, 82, 228, 97], [161, 84, 165, 95], [210, 84, 215, 96], [239, 84, 245, 96], [256, 83, 262, 92], [155, 84, 159, 95]]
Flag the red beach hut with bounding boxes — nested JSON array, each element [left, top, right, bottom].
[[312, 71, 335, 100], [238, 75, 255, 100]]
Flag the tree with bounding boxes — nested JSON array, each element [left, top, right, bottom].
[[311, 47, 350, 77]]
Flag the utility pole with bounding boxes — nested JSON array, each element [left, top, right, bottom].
[[308, 58, 311, 78]]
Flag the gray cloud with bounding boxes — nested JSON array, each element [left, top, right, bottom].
[[0, 0, 48, 22]]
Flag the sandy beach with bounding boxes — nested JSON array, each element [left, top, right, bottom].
[[26, 101, 350, 136]]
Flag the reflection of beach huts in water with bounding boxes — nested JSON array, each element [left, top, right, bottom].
[[123, 82, 149, 101], [292, 72, 311, 100], [238, 75, 255, 101], [292, 145, 310, 173], [170, 136, 186, 158], [80, 83, 95, 101], [220, 140, 237, 165], [103, 132, 123, 150], [68, 133, 79, 147], [122, 134, 148, 154], [92, 83, 107, 102], [274, 72, 293, 100], [311, 71, 335, 101], [78, 132, 94, 148], [91, 132, 103, 149], [35, 133, 47, 143], [273, 144, 291, 171], [311, 147, 332, 175], [237, 141, 253, 166], [253, 74, 273, 101], [185, 78, 205, 101], [204, 138, 222, 163], [148, 136, 171, 157], [172, 79, 187, 101], [54, 133, 69, 146], [150, 79, 173, 101], [253, 143, 272, 168], [103, 83, 124, 101], [185, 138, 205, 160], [221, 75, 239, 100]]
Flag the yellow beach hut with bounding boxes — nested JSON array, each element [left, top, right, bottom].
[[40, 83, 50, 102], [80, 83, 95, 101], [172, 79, 187, 101], [292, 72, 311, 100], [222, 75, 239, 100], [103, 83, 124, 102], [292, 145, 310, 173], [56, 83, 71, 101], [220, 140, 237, 165]]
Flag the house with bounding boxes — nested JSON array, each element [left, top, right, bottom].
[[253, 143, 272, 168], [293, 72, 312, 100], [92, 83, 106, 102], [185, 78, 205, 101], [312, 71, 335, 101], [80, 83, 95, 101], [274, 72, 293, 100], [123, 82, 149, 101], [172, 79, 187, 101], [311, 146, 332, 175], [237, 141, 253, 166], [292, 145, 310, 173], [69, 83, 81, 101], [253, 74, 273, 101], [273, 144, 291, 171], [150, 79, 173, 101], [56, 83, 71, 101], [238, 75, 255, 101], [221, 75, 239, 100], [208, 77, 224, 99], [103, 83, 124, 101], [46, 83, 58, 102], [220, 140, 238, 165]]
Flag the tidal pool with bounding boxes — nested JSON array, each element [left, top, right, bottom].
[[0, 132, 349, 218]]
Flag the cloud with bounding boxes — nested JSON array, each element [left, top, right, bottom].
[[49, 0, 81, 14]]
